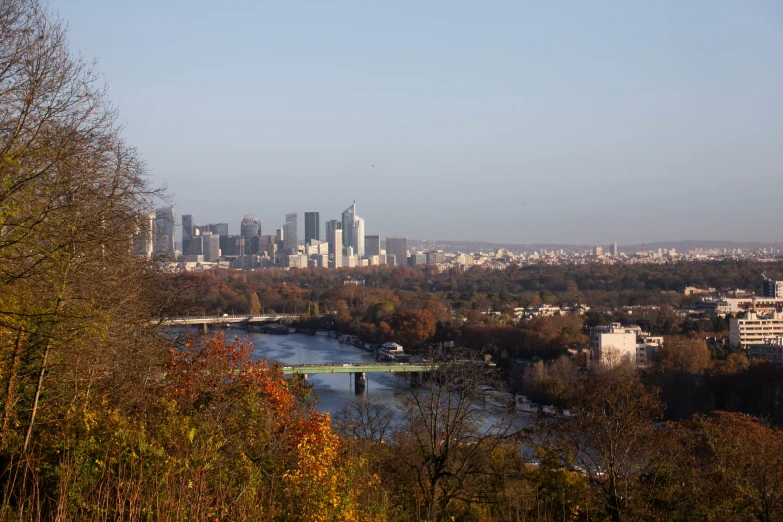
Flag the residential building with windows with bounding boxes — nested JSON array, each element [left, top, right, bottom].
[[730, 310, 783, 346], [748, 336, 783, 364]]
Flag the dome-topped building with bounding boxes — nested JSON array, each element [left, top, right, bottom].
[[240, 214, 261, 239]]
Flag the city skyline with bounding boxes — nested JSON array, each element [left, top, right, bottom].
[[51, 1, 783, 244], [163, 200, 783, 248]]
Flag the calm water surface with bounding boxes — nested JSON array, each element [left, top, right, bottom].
[[239, 330, 410, 416]]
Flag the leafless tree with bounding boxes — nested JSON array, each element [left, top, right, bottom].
[[537, 368, 679, 522], [394, 360, 517, 521], [334, 393, 396, 442]]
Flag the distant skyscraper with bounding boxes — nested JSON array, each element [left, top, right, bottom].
[[241, 214, 262, 253], [329, 229, 343, 268], [341, 201, 365, 257], [611, 242, 618, 256], [153, 206, 175, 260], [352, 216, 365, 257], [182, 214, 195, 256], [341, 202, 355, 253], [326, 219, 341, 255], [204, 223, 229, 237], [201, 232, 220, 262], [385, 236, 407, 267], [241, 213, 261, 238], [284, 213, 298, 253], [220, 235, 245, 257], [365, 235, 380, 257], [133, 213, 155, 259], [304, 212, 320, 245]]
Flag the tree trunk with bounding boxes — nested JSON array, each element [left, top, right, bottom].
[[23, 296, 63, 454], [23, 343, 51, 454], [1, 327, 25, 450]]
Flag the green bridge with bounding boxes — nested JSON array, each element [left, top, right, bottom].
[[280, 363, 439, 375], [281, 363, 440, 394]]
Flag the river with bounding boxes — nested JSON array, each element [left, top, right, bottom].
[[185, 327, 533, 430], [241, 330, 410, 416]]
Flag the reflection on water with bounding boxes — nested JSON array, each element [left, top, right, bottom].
[[241, 331, 409, 416], [207, 328, 532, 430]]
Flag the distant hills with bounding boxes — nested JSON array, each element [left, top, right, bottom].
[[407, 239, 783, 254]]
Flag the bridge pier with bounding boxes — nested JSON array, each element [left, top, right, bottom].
[[354, 372, 367, 395], [199, 323, 208, 334], [410, 372, 423, 388]]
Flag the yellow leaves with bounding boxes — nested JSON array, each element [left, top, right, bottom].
[[82, 410, 97, 432]]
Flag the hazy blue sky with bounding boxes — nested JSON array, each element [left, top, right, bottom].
[[51, 0, 783, 245]]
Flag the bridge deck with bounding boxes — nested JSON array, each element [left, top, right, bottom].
[[281, 364, 438, 375], [153, 314, 299, 325]]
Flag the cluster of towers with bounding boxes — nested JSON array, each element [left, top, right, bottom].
[[280, 201, 374, 268], [134, 201, 409, 269], [132, 207, 176, 260]]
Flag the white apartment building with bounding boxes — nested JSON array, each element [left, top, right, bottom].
[[730, 311, 783, 347], [748, 336, 783, 364], [590, 323, 638, 366], [696, 297, 783, 316]]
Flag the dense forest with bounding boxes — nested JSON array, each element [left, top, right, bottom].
[[5, 1, 783, 520], [165, 261, 782, 317]]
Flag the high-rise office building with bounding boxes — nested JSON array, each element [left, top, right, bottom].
[[200, 232, 220, 262], [284, 213, 298, 253], [220, 235, 245, 257], [365, 235, 381, 257], [385, 236, 407, 268], [182, 214, 195, 256], [330, 229, 343, 268], [304, 212, 320, 245], [153, 206, 176, 260], [326, 219, 341, 256], [241, 214, 262, 253], [611, 242, 618, 256], [204, 223, 229, 237], [341, 202, 355, 253], [352, 216, 365, 257], [341, 200, 365, 256], [133, 213, 155, 259], [241, 214, 261, 237]]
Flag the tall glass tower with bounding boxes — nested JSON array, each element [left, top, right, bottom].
[[341, 201, 365, 257], [284, 213, 298, 253], [304, 212, 320, 245], [153, 206, 176, 260], [182, 214, 194, 256]]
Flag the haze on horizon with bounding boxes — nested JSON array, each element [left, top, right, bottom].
[[51, 0, 783, 245]]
